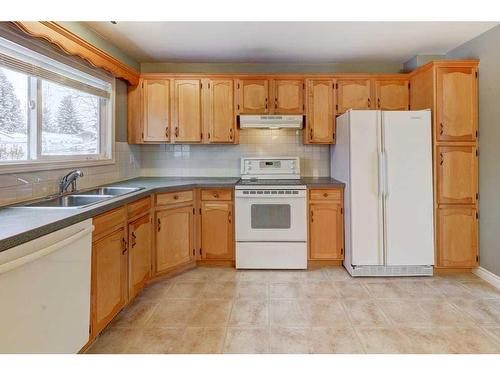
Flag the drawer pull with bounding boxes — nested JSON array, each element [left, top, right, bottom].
[[323, 192, 328, 197], [173, 195, 179, 200], [122, 237, 127, 254], [131, 232, 137, 248], [213, 192, 219, 198]]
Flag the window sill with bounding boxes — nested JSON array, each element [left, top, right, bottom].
[[0, 157, 115, 175]]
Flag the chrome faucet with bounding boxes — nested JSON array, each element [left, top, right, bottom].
[[59, 170, 84, 194]]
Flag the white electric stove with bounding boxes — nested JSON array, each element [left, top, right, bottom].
[[235, 157, 307, 269]]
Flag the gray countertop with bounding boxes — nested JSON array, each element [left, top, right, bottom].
[[0, 176, 344, 253]]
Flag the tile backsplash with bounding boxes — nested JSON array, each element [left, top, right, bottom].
[[0, 142, 141, 206], [141, 129, 330, 177]]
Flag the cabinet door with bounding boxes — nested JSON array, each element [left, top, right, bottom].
[[143, 79, 170, 142], [92, 228, 128, 336], [155, 205, 194, 273], [238, 79, 269, 114], [306, 79, 334, 144], [309, 203, 343, 260], [128, 213, 151, 300], [273, 79, 304, 114], [173, 79, 202, 142], [208, 79, 235, 143], [436, 67, 478, 142], [437, 206, 478, 267], [375, 80, 409, 110], [201, 201, 233, 260], [337, 79, 372, 114], [437, 146, 478, 205]]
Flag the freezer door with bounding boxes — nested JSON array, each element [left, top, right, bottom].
[[382, 110, 434, 266], [349, 111, 384, 266]]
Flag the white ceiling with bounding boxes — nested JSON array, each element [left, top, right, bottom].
[[84, 22, 498, 64]]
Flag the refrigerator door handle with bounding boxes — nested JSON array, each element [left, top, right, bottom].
[[383, 151, 389, 198], [377, 151, 384, 197]]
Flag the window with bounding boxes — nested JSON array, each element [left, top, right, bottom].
[[0, 37, 113, 171]]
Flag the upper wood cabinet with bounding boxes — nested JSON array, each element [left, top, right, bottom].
[[375, 80, 409, 110], [436, 66, 478, 142], [155, 205, 194, 274], [128, 213, 151, 300], [201, 201, 234, 260], [409, 65, 434, 111], [437, 145, 478, 205], [173, 79, 202, 142], [206, 79, 235, 143], [237, 79, 269, 114], [336, 79, 372, 114], [437, 206, 478, 267], [272, 79, 304, 114], [305, 79, 335, 144], [143, 79, 170, 142]]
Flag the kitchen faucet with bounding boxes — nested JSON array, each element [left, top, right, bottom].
[[59, 170, 84, 194]]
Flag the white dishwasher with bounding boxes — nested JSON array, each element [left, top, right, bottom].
[[0, 219, 93, 353]]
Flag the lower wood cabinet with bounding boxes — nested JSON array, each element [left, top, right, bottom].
[[91, 227, 128, 336], [128, 213, 151, 300], [201, 201, 233, 260], [308, 189, 344, 261], [436, 206, 478, 268], [155, 205, 194, 273]]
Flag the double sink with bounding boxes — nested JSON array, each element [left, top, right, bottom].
[[17, 186, 144, 209]]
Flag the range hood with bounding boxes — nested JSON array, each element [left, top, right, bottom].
[[239, 115, 303, 129]]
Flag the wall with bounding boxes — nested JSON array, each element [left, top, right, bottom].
[[446, 24, 500, 277], [141, 129, 330, 177], [402, 54, 445, 72]]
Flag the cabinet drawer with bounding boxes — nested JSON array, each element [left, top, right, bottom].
[[201, 189, 233, 201], [128, 196, 151, 219], [93, 206, 127, 240], [309, 189, 342, 202], [156, 190, 193, 206]]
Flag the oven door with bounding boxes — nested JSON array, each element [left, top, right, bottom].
[[235, 191, 307, 242]]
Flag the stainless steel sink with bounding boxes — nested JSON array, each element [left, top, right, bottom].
[[79, 187, 142, 196], [21, 195, 113, 209]]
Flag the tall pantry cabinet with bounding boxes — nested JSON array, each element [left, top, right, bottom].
[[410, 61, 479, 269]]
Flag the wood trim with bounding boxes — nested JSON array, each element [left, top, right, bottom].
[[12, 21, 140, 85], [308, 260, 343, 268]]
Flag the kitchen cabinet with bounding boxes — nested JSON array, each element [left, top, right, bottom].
[[128, 213, 151, 300], [336, 79, 372, 114], [173, 79, 202, 142], [308, 188, 344, 261], [143, 79, 170, 142], [437, 145, 478, 205], [436, 66, 478, 142], [272, 79, 304, 114], [91, 227, 128, 336], [206, 79, 235, 143], [305, 79, 335, 144], [437, 206, 478, 267], [374, 79, 409, 110], [155, 205, 194, 273], [237, 79, 269, 114], [201, 201, 233, 260]]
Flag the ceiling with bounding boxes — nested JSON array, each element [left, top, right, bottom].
[[84, 22, 498, 64]]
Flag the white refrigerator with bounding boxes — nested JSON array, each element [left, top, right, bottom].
[[332, 110, 434, 276]]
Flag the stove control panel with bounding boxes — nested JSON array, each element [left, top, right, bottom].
[[240, 157, 300, 179]]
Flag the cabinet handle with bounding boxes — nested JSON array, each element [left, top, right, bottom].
[[213, 192, 219, 198], [228, 211, 232, 224], [175, 126, 179, 137], [323, 192, 328, 197], [208, 132, 211, 140], [131, 232, 137, 248], [311, 210, 314, 223], [275, 98, 278, 108], [165, 126, 169, 138], [440, 123, 444, 135], [173, 195, 179, 200], [440, 153, 444, 166], [157, 218, 161, 232], [367, 98, 371, 108], [229, 128, 233, 140], [121, 237, 127, 254], [377, 98, 381, 109], [310, 127, 313, 140]]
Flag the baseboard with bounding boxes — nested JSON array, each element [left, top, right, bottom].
[[473, 267, 500, 290], [196, 259, 235, 267]]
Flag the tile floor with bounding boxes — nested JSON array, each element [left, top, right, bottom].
[[86, 267, 500, 354]]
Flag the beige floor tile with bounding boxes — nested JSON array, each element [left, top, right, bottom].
[[483, 326, 500, 343], [343, 299, 390, 326], [304, 299, 348, 327], [174, 327, 226, 354], [148, 299, 196, 327], [323, 267, 352, 281], [126, 328, 183, 354], [399, 327, 459, 353], [164, 281, 205, 299], [209, 267, 239, 281], [301, 281, 338, 299], [334, 281, 370, 299], [201, 281, 237, 299], [461, 281, 500, 299], [268, 270, 306, 282], [377, 300, 429, 326], [270, 327, 310, 353], [362, 282, 407, 299], [436, 273, 480, 281], [237, 270, 271, 282], [425, 279, 475, 299], [270, 282, 305, 299], [396, 281, 444, 299], [189, 299, 233, 326], [136, 279, 173, 301], [223, 327, 269, 353], [235, 281, 268, 299], [270, 299, 308, 326], [355, 327, 412, 353], [174, 267, 213, 281], [110, 299, 157, 328], [449, 298, 500, 325], [444, 327, 500, 353], [86, 327, 138, 354], [309, 327, 364, 354], [302, 268, 330, 281], [418, 300, 475, 326], [229, 299, 268, 327]]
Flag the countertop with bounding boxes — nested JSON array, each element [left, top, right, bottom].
[[0, 176, 344, 252]]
